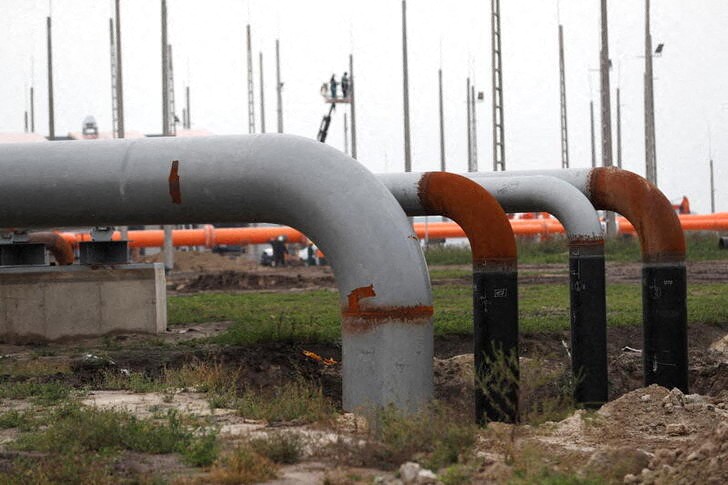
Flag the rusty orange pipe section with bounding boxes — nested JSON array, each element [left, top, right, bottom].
[[588, 167, 685, 263], [28, 231, 74, 265], [417, 172, 517, 269]]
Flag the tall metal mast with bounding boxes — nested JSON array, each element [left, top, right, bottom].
[[709, 159, 715, 213], [114, 0, 125, 138], [599, 0, 616, 237], [344, 113, 349, 155], [467, 77, 472, 170], [558, 25, 569, 168], [167, 44, 177, 136], [491, 0, 505, 171], [259, 51, 266, 133], [349, 54, 357, 158], [470, 84, 478, 172], [616, 87, 622, 169], [30, 85, 35, 133], [590, 100, 596, 168], [246, 24, 255, 134], [276, 39, 283, 133], [644, 0, 657, 185], [161, 0, 169, 135], [46, 16, 55, 139], [110, 18, 119, 137], [185, 85, 191, 129], [438, 68, 446, 171], [402, 0, 412, 172]]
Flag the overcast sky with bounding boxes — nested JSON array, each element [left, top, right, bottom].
[[0, 0, 725, 213]]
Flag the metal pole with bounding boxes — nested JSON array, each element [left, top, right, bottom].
[[344, 113, 349, 155], [402, 0, 412, 172], [30, 86, 35, 133], [438, 68, 446, 171], [644, 0, 657, 185], [467, 77, 472, 170], [115, 0, 125, 138], [46, 16, 55, 139], [710, 159, 715, 213], [185, 85, 190, 129], [24, 111, 29, 133], [349, 54, 357, 159], [259, 51, 266, 134], [161, 0, 169, 135], [470, 84, 478, 172], [246, 24, 255, 134], [491, 0, 506, 171], [559, 24, 570, 169], [616, 87, 622, 169], [599, 0, 616, 238], [590, 100, 596, 168], [276, 39, 283, 133]]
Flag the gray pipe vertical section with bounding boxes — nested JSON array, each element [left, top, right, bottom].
[[402, 0, 412, 172], [161, 0, 169, 135], [46, 16, 55, 139], [467, 77, 472, 170], [115, 0, 125, 139], [259, 52, 266, 134], [590, 101, 596, 168], [438, 68, 445, 171], [349, 54, 357, 159], [616, 88, 622, 169], [276, 39, 283, 133]]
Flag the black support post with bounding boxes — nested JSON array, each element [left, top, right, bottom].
[[474, 267, 519, 424], [569, 241, 608, 406], [642, 264, 688, 392]]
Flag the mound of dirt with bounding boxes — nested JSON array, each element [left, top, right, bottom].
[[177, 270, 335, 292]]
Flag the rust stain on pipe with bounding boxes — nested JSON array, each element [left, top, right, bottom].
[[28, 231, 74, 265], [588, 167, 685, 263], [417, 172, 516, 269], [342, 284, 433, 332], [169, 160, 181, 204]]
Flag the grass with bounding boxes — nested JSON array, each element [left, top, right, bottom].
[[0, 381, 71, 405], [168, 282, 728, 344], [236, 379, 335, 424], [424, 232, 728, 266], [207, 443, 278, 484], [249, 431, 304, 464]]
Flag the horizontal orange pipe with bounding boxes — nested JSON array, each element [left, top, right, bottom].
[[59, 214, 728, 249]]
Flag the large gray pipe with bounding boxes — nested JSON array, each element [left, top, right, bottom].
[[381, 173, 609, 405], [0, 135, 434, 412]]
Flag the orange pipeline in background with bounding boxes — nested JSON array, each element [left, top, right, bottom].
[[59, 213, 728, 249]]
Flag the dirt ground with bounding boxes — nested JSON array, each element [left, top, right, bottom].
[[1, 251, 726, 483]]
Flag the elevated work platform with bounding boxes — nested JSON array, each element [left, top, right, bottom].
[[0, 263, 166, 342]]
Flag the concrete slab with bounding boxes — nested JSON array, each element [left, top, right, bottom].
[[0, 263, 166, 342]]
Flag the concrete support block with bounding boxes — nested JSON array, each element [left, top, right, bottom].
[[0, 263, 166, 342]]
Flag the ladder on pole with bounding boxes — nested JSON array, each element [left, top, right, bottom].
[[559, 25, 570, 169], [317, 103, 336, 143], [246, 25, 255, 134], [109, 18, 119, 138], [167, 44, 177, 136], [491, 0, 506, 171]]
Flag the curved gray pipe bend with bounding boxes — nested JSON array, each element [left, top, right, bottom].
[[380, 172, 609, 406], [0, 134, 433, 412]]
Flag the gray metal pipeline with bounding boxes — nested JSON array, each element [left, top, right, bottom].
[[469, 167, 689, 393], [0, 134, 434, 412], [381, 173, 608, 406]]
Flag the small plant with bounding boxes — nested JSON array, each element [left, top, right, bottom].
[[207, 443, 278, 484], [249, 431, 303, 464], [181, 428, 219, 467], [237, 379, 334, 424], [0, 381, 71, 404], [439, 464, 475, 485]]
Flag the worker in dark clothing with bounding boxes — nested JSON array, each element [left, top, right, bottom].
[[270, 235, 288, 267], [307, 243, 317, 266], [341, 72, 349, 98], [330, 74, 338, 99]]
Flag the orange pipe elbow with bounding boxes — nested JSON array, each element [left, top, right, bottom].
[[28, 231, 75, 265]]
